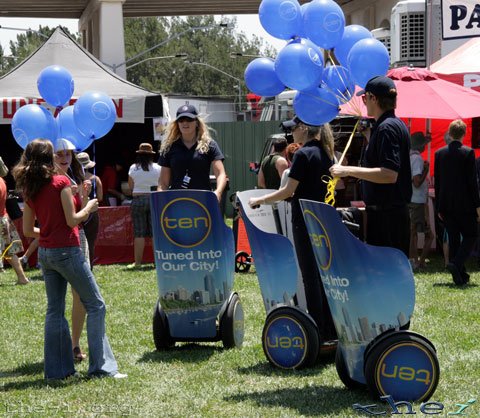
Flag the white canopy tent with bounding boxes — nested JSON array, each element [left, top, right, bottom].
[[0, 27, 164, 124]]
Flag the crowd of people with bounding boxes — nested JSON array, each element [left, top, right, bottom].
[[1, 85, 479, 380]]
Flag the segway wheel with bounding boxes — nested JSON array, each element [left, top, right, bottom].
[[220, 293, 245, 349], [335, 347, 367, 390], [364, 331, 439, 402], [152, 300, 175, 350], [262, 307, 319, 370], [235, 251, 252, 273]]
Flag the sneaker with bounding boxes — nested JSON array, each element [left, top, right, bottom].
[[112, 372, 128, 379], [126, 263, 140, 270]]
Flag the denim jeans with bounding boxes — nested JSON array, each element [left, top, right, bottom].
[[39, 246, 118, 379]]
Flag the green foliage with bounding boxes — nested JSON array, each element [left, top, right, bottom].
[[124, 16, 274, 102], [0, 254, 479, 417]]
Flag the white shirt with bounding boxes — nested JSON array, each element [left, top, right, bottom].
[[128, 163, 161, 194], [410, 151, 428, 204]]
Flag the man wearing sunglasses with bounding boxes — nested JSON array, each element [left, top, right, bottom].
[[330, 76, 412, 257]]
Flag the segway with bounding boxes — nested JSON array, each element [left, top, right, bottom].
[[300, 199, 440, 402], [150, 190, 244, 350], [236, 190, 328, 369]]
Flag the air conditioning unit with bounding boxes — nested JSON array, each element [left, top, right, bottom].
[[391, 0, 426, 67], [371, 27, 391, 59]]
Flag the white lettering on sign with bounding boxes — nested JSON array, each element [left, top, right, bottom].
[[464, 73, 480, 88]]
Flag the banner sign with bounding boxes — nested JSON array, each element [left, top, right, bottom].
[[442, 0, 480, 40], [0, 96, 145, 124], [300, 199, 415, 383], [150, 190, 235, 339], [236, 190, 306, 313]]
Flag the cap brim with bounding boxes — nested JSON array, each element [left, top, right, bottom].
[[176, 113, 198, 120], [282, 120, 297, 128], [356, 89, 366, 96]]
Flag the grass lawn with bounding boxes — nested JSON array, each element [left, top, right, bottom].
[[0, 252, 479, 417]]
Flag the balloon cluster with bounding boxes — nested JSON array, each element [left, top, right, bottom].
[[244, 0, 390, 126], [11, 65, 117, 150]]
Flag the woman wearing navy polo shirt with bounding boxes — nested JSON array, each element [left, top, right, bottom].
[[157, 105, 227, 201], [248, 123, 338, 342]]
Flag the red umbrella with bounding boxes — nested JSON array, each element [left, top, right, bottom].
[[339, 66, 480, 119]]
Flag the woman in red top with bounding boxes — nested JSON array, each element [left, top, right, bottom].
[[13, 139, 125, 380]]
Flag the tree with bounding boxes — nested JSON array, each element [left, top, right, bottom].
[[123, 16, 277, 107]]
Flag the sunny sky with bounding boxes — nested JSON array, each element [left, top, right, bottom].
[[0, 14, 287, 55]]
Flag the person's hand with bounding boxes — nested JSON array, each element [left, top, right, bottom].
[[249, 197, 262, 209], [330, 164, 349, 178], [82, 180, 92, 195], [70, 184, 79, 195], [86, 198, 99, 214], [423, 161, 430, 171]]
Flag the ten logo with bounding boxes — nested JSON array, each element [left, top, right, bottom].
[[303, 209, 332, 270], [160, 198, 211, 248]]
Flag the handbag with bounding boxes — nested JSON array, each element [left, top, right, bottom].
[[5, 194, 23, 221]]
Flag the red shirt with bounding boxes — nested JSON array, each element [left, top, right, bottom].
[[28, 175, 80, 248], [0, 178, 6, 217]]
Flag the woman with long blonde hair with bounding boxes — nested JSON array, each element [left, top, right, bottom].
[[158, 104, 227, 202]]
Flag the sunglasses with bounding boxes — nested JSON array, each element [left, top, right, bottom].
[[177, 117, 195, 123]]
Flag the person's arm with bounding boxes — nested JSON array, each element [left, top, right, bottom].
[[157, 167, 171, 191], [330, 164, 398, 184], [22, 204, 40, 239], [94, 175, 104, 202], [61, 186, 98, 228], [275, 157, 289, 179], [412, 161, 429, 188], [257, 167, 266, 189], [128, 175, 134, 194], [249, 177, 299, 208], [212, 159, 227, 202]]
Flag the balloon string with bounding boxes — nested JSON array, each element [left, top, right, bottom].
[[92, 140, 97, 198], [323, 119, 361, 206], [1, 240, 22, 261]]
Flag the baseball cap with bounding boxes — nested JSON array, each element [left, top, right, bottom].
[[176, 104, 198, 120], [54, 138, 76, 152], [357, 75, 397, 97]]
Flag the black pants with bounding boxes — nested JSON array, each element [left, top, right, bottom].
[[292, 217, 337, 341], [443, 211, 478, 273], [366, 205, 410, 258], [83, 212, 99, 267]]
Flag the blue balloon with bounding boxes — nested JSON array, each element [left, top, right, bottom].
[[296, 3, 310, 39], [56, 106, 93, 151], [73, 91, 116, 140], [347, 38, 390, 88], [334, 25, 373, 67], [37, 65, 74, 107], [303, 0, 345, 50], [293, 87, 339, 126], [275, 38, 324, 91], [323, 66, 355, 103], [245, 58, 285, 97], [11, 104, 57, 149], [259, 0, 303, 40]]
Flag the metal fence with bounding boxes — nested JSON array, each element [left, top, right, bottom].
[[209, 120, 281, 217]]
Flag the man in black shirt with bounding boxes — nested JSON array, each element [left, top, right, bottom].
[[330, 76, 412, 257]]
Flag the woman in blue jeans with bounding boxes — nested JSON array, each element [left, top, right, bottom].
[[13, 139, 126, 380]]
